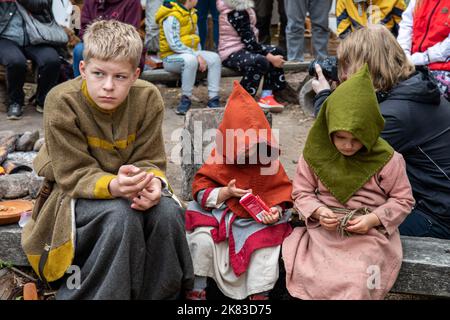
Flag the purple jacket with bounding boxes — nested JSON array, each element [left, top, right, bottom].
[[216, 0, 258, 61], [79, 0, 142, 39]]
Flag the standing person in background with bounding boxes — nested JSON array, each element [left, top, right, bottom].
[[145, 0, 163, 53], [397, 0, 450, 100], [196, 0, 219, 49], [72, 0, 143, 77], [336, 0, 406, 39], [254, 0, 287, 52], [284, 0, 332, 62]]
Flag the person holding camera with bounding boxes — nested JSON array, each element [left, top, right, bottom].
[[0, 0, 63, 119], [311, 25, 450, 240]]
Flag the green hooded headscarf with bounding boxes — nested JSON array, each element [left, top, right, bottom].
[[303, 64, 394, 204]]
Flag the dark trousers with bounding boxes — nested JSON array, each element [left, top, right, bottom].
[[399, 208, 450, 240], [254, 0, 287, 51], [196, 0, 219, 49], [223, 46, 286, 96], [0, 38, 60, 107], [56, 197, 194, 300]]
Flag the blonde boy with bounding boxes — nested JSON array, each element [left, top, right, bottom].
[[21, 20, 194, 300]]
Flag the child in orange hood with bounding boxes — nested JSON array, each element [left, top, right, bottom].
[[184, 81, 293, 300]]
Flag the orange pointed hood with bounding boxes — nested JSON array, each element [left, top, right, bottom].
[[192, 81, 293, 218]]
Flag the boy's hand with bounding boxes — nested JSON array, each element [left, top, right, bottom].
[[266, 53, 285, 68], [345, 213, 381, 234], [109, 165, 154, 199], [311, 64, 331, 94], [261, 207, 280, 225], [197, 55, 207, 72], [131, 177, 162, 211], [314, 206, 339, 231]]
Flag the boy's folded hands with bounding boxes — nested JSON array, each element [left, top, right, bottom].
[[109, 164, 162, 211], [131, 177, 162, 211]]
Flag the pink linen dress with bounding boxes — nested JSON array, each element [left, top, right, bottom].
[[282, 152, 415, 299]]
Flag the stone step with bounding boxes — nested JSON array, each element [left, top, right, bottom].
[[0, 224, 28, 266], [0, 222, 449, 298]]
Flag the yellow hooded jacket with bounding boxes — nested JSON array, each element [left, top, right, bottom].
[[156, 1, 200, 59], [336, 0, 406, 37]]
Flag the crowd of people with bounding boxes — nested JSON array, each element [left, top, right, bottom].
[[0, 0, 448, 300]]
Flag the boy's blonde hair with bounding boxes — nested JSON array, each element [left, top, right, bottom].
[[83, 20, 143, 68], [337, 25, 415, 92]]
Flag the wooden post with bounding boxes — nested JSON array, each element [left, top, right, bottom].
[[204, 14, 215, 51]]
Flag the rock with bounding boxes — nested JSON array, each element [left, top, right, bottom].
[[180, 109, 225, 200], [0, 131, 17, 147], [0, 131, 18, 164], [0, 224, 29, 266], [6, 151, 37, 168], [33, 138, 45, 152], [0, 173, 32, 199], [28, 173, 44, 199], [1, 160, 32, 175], [298, 78, 316, 117], [15, 131, 40, 152]]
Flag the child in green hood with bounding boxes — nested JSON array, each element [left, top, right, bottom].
[[282, 64, 415, 300]]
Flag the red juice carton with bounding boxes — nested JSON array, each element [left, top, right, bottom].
[[239, 193, 271, 223]]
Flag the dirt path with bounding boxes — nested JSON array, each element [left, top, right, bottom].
[[0, 73, 314, 196]]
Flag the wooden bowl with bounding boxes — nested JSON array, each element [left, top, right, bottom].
[[0, 200, 33, 225]]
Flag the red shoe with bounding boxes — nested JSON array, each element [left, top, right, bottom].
[[257, 95, 284, 113], [185, 289, 207, 300]]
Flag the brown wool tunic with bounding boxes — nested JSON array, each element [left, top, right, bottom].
[[22, 77, 169, 282]]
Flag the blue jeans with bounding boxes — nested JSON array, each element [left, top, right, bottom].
[[284, 0, 331, 61], [73, 42, 84, 77], [163, 51, 221, 98], [196, 0, 219, 49], [399, 208, 450, 240]]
